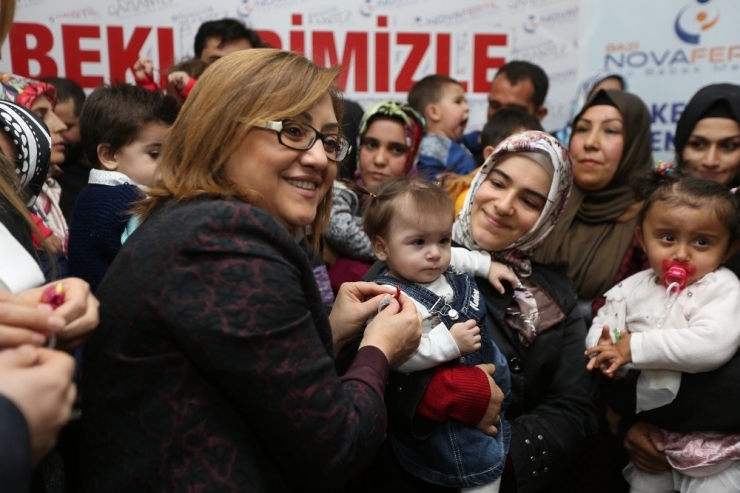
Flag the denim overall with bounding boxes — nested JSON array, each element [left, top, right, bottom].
[[375, 268, 512, 488]]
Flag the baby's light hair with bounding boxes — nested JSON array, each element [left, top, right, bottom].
[[363, 177, 455, 240]]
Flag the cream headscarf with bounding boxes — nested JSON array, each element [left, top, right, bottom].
[[453, 130, 573, 276], [532, 89, 653, 300]]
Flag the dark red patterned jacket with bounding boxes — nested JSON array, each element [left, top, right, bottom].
[[81, 197, 390, 492]]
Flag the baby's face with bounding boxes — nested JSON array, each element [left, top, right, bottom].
[[637, 201, 733, 287], [373, 200, 454, 284]]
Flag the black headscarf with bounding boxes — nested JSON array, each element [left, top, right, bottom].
[[674, 83, 740, 157]]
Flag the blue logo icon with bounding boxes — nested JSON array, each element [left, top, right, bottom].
[[523, 13, 539, 34], [360, 0, 376, 17], [237, 0, 253, 20], [674, 0, 719, 45]]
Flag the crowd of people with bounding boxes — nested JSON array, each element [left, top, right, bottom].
[[2, 0, 740, 491]]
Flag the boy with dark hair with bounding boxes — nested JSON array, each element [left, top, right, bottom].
[[39, 76, 88, 220], [194, 18, 261, 64], [479, 106, 543, 155], [408, 74, 476, 180], [67, 84, 179, 291]]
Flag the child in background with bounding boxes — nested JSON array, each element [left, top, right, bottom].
[[585, 165, 740, 493], [408, 75, 475, 180], [365, 177, 514, 492], [324, 101, 424, 292], [446, 107, 544, 215], [67, 84, 179, 291]]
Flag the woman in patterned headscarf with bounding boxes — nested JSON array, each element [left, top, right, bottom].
[[0, 96, 51, 279], [1, 74, 69, 271], [324, 101, 425, 293], [358, 130, 600, 493]]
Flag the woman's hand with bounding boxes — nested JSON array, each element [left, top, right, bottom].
[[0, 291, 67, 348], [624, 420, 670, 474], [0, 345, 76, 466], [15, 278, 100, 351], [359, 293, 422, 366], [329, 281, 399, 353], [475, 363, 505, 436]]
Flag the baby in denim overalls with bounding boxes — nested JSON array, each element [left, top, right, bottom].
[[364, 177, 513, 492]]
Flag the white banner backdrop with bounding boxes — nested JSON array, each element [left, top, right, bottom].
[[581, 0, 740, 161], [1, 0, 738, 159]]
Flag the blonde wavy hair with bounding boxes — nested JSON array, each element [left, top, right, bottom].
[[135, 48, 344, 249]]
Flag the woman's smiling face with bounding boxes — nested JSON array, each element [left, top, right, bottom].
[[471, 154, 552, 252], [223, 93, 339, 231]]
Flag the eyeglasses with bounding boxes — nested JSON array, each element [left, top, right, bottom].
[[255, 119, 352, 163]]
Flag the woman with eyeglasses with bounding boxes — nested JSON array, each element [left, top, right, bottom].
[[80, 49, 422, 491]]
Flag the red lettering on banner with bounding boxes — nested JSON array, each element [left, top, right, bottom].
[[312, 32, 368, 91], [257, 30, 282, 49], [375, 16, 389, 92], [63, 25, 103, 87], [435, 33, 450, 75], [8, 23, 57, 77], [108, 26, 151, 84], [290, 14, 305, 55], [473, 34, 506, 92], [395, 33, 429, 93], [157, 27, 174, 88]]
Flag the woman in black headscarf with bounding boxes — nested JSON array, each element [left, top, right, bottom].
[[674, 83, 740, 188]]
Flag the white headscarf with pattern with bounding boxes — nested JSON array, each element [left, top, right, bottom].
[[453, 130, 573, 277]]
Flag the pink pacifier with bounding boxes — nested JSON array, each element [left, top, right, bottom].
[[661, 259, 696, 291]]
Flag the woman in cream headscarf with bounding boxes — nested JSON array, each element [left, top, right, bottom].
[[363, 131, 600, 493], [533, 89, 653, 321]]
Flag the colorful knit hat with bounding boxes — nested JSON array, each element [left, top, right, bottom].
[[357, 100, 425, 174], [0, 73, 57, 109]]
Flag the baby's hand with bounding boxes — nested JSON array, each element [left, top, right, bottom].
[[487, 261, 518, 294], [450, 319, 481, 356], [167, 71, 191, 90], [596, 324, 615, 346], [585, 332, 631, 377], [133, 56, 154, 80]]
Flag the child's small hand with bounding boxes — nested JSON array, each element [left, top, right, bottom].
[[40, 235, 63, 254], [133, 56, 154, 80], [487, 261, 518, 294], [450, 319, 481, 355], [585, 333, 631, 377], [167, 71, 191, 90], [597, 324, 615, 346]]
